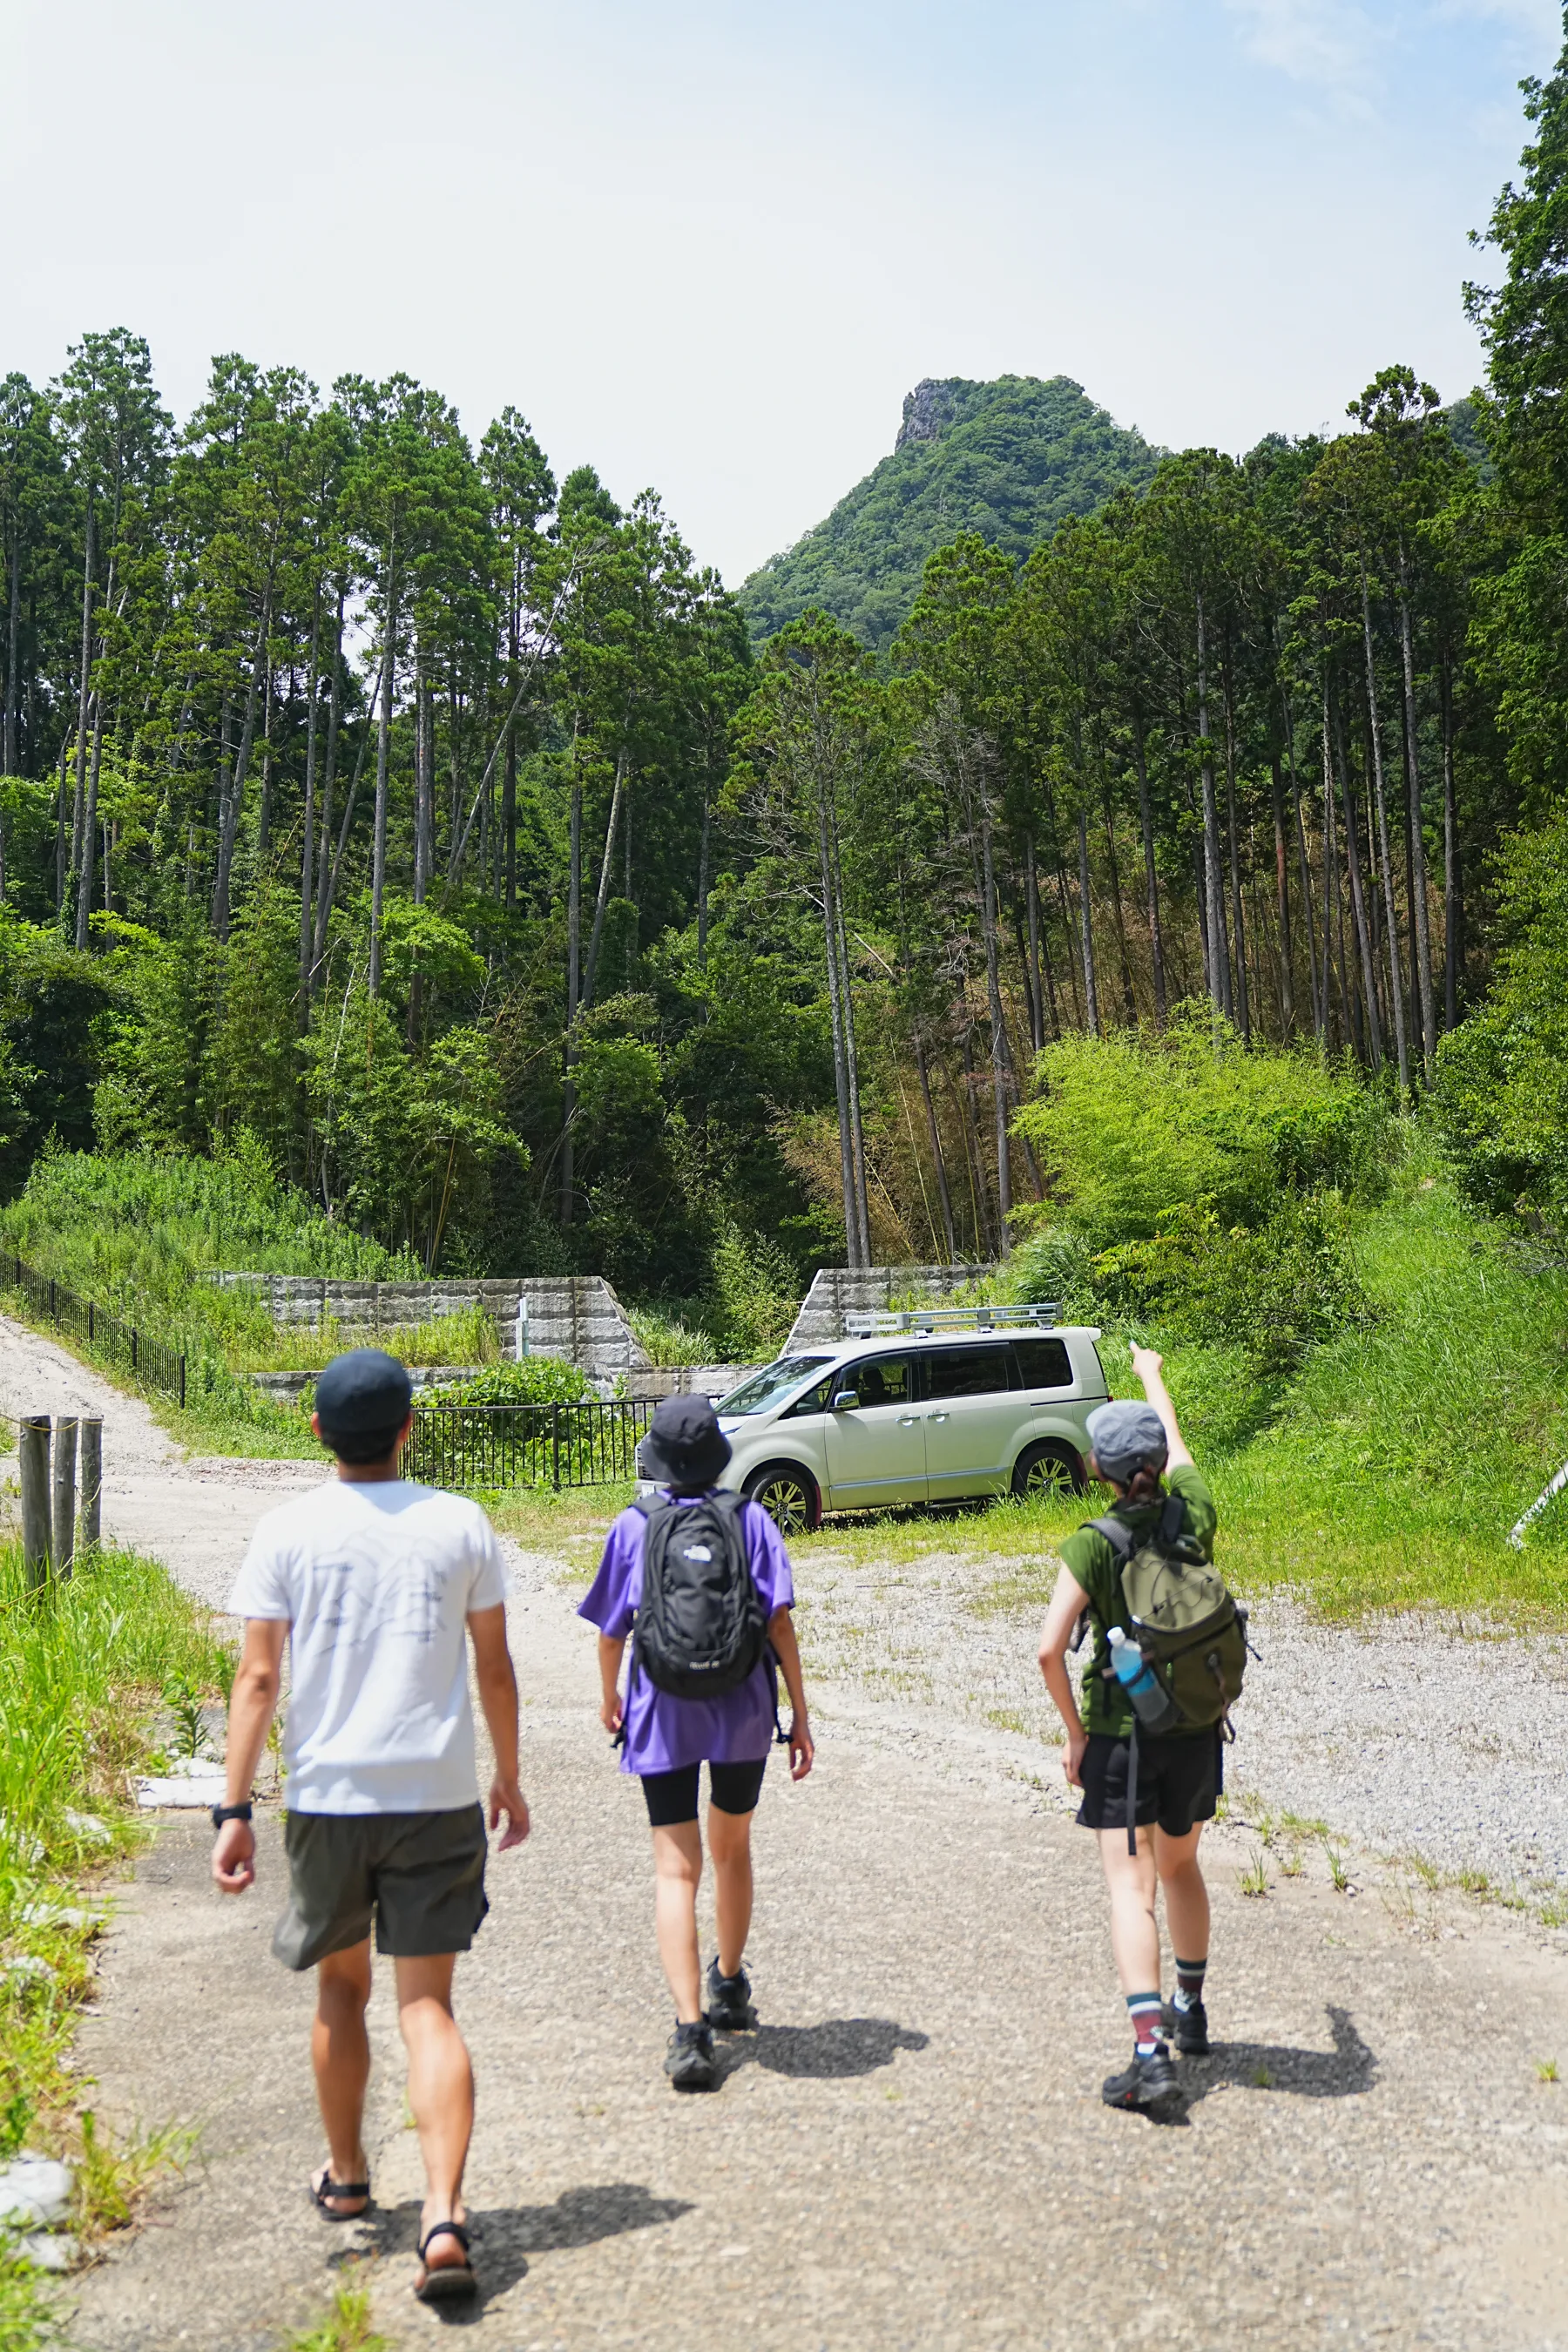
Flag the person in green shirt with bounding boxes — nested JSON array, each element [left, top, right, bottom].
[[1037, 1346, 1218, 2119]]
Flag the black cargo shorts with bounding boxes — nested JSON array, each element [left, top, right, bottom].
[[273, 1803, 489, 1971]]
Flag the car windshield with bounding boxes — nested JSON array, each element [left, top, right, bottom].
[[717, 1356, 835, 1416]]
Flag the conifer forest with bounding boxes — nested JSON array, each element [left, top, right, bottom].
[[7, 35, 1568, 1329]]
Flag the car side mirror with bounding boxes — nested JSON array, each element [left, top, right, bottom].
[[831, 1389, 857, 1413]]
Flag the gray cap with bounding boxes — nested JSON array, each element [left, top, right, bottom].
[[1086, 1400, 1167, 1483]]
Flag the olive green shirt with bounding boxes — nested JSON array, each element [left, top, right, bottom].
[[1058, 1463, 1219, 1739]]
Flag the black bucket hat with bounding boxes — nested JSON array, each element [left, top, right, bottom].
[[638, 1394, 732, 1490]]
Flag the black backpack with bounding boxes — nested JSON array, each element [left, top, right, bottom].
[[630, 1491, 771, 1700]]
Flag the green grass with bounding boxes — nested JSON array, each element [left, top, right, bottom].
[[626, 1307, 720, 1368], [937, 1168, 1568, 1627], [0, 1539, 233, 2339], [284, 2276, 387, 2352], [1173, 1172, 1568, 1619], [224, 1302, 502, 1375]]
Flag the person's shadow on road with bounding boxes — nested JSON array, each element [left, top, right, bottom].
[[725, 2016, 930, 2080], [1179, 2004, 1376, 2109], [355, 2182, 694, 2315]]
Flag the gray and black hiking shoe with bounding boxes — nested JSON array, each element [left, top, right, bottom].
[[1170, 1998, 1210, 2058], [705, 1958, 757, 2032], [664, 2021, 718, 2092], [1101, 2044, 1185, 2119]]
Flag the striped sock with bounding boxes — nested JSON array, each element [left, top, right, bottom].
[[1173, 1957, 1207, 2014], [1126, 1991, 1163, 2055]]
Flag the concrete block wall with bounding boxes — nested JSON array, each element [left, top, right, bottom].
[[209, 1273, 653, 1382], [782, 1264, 995, 1352]]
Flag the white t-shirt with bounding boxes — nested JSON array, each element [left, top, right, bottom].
[[229, 1479, 509, 1816]]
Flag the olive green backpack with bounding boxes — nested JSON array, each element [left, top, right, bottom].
[[1087, 1491, 1251, 1736]]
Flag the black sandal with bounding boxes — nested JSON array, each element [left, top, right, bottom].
[[310, 2165, 371, 2220], [415, 2219, 476, 2303]]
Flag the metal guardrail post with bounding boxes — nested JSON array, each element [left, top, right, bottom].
[[79, 1417, 102, 1551], [87, 1301, 94, 1343], [51, 1416, 78, 1578], [48, 1278, 56, 1321], [131, 1328, 139, 1375], [19, 1416, 50, 1590], [179, 1355, 186, 1409], [551, 1402, 561, 1490]]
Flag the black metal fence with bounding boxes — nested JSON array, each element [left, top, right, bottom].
[[407, 1398, 655, 1491], [3, 1249, 187, 1405]]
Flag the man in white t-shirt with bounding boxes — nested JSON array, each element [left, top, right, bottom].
[[213, 1348, 529, 2308]]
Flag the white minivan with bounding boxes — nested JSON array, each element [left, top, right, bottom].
[[706, 1312, 1110, 1533]]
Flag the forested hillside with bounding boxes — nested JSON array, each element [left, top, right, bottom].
[[739, 375, 1160, 649], [4, 21, 1568, 1348]]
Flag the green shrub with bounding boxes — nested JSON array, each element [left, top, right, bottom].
[[1013, 1010, 1391, 1249], [1092, 1194, 1372, 1369], [1430, 810, 1568, 1227], [422, 1357, 591, 1407], [704, 1220, 800, 1361], [628, 1308, 721, 1367]]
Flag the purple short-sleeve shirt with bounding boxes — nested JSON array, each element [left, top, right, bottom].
[[578, 1490, 794, 1775]]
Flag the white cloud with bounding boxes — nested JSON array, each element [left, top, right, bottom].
[[1436, 0, 1561, 36], [1222, 0, 1381, 96]]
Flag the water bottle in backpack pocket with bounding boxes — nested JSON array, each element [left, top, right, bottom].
[[1106, 1625, 1182, 1734]]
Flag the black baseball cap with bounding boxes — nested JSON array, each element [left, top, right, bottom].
[[314, 1348, 413, 1434]]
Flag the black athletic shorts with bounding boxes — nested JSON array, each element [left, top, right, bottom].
[[1076, 1728, 1221, 1838], [640, 1757, 768, 1828]]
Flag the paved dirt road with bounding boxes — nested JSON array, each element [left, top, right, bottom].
[[0, 1312, 319, 1597], [3, 1321, 1564, 2350]]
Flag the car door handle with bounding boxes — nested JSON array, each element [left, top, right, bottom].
[[897, 1414, 918, 1426], [927, 1411, 950, 1423]]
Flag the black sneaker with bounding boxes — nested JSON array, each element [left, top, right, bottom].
[[664, 2021, 718, 2092], [1171, 1998, 1210, 2057], [705, 1957, 757, 2032], [1101, 2044, 1185, 2118]]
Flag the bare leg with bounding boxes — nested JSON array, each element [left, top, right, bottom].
[[395, 1953, 473, 2281], [1153, 1823, 1208, 1963], [651, 1821, 704, 2022], [1096, 1827, 1162, 1997], [706, 1802, 755, 1978], [313, 1942, 371, 2213]]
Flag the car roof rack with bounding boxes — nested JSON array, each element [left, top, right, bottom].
[[843, 1301, 1061, 1336]]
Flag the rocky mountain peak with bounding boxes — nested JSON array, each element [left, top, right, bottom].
[[896, 379, 961, 450]]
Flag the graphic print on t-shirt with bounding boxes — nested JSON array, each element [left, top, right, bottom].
[[313, 1547, 446, 1649]]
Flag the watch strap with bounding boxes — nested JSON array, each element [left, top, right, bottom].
[[211, 1801, 253, 1828]]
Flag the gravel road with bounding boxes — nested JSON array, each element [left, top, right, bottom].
[[1, 1318, 1564, 2349], [792, 1541, 1568, 1898]]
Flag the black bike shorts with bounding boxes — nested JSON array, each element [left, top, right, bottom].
[[1076, 1728, 1221, 1839], [640, 1756, 768, 1828]]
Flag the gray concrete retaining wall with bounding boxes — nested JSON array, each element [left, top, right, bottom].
[[209, 1273, 652, 1382], [783, 1264, 995, 1352]]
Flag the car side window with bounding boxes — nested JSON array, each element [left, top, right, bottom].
[[784, 1373, 835, 1418], [922, 1345, 1017, 1401], [835, 1355, 914, 1408], [1014, 1337, 1072, 1389]]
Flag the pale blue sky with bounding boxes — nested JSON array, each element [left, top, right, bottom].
[[1, 0, 1559, 582]]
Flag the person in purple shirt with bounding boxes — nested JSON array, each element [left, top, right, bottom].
[[579, 1395, 814, 2091]]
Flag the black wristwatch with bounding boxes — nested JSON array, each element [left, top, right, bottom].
[[211, 1801, 253, 1828]]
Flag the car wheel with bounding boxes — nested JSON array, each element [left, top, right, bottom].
[[1012, 1440, 1085, 1502], [745, 1463, 821, 1535]]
